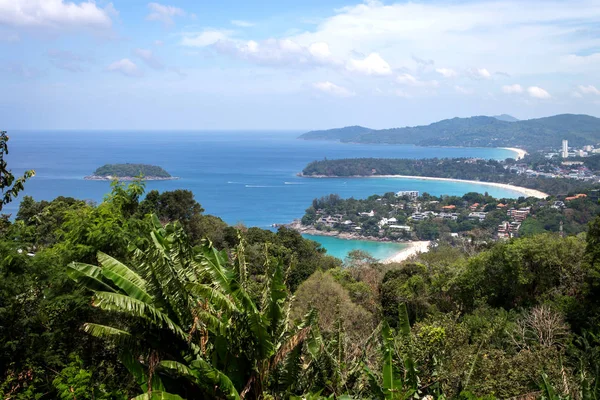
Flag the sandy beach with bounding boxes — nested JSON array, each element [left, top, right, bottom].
[[384, 241, 431, 263], [501, 147, 528, 160], [363, 175, 547, 199]]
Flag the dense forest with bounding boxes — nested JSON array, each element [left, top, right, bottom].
[[299, 114, 600, 151], [89, 164, 173, 178], [302, 157, 600, 196], [5, 131, 600, 399]]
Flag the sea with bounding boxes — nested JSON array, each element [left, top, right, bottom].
[[5, 130, 519, 260]]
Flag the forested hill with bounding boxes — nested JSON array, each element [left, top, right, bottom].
[[299, 114, 600, 150], [86, 163, 173, 180]]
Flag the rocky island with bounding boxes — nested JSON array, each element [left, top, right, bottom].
[[84, 163, 178, 181]]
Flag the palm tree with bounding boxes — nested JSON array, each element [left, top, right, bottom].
[[68, 216, 318, 399]]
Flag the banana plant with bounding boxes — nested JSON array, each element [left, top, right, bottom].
[[364, 303, 420, 400], [68, 215, 318, 399]]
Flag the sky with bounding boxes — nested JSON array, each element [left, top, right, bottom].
[[1, 0, 600, 130]]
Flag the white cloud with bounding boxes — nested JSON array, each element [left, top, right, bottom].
[[0, 0, 114, 31], [396, 73, 438, 87], [466, 67, 491, 80], [308, 42, 331, 60], [154, 40, 164, 46], [502, 84, 523, 94], [134, 48, 164, 70], [454, 85, 473, 95], [313, 81, 354, 97], [181, 29, 232, 47], [435, 68, 457, 78], [210, 38, 339, 68], [231, 20, 254, 27], [146, 2, 186, 26], [578, 85, 600, 95], [107, 59, 142, 77], [346, 53, 391, 76], [527, 86, 551, 99]]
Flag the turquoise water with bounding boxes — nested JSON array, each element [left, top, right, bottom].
[[5, 130, 518, 258], [303, 234, 408, 261]]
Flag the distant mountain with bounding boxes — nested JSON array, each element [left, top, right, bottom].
[[299, 114, 600, 151], [492, 114, 519, 122]]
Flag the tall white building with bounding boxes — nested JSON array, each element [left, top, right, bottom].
[[562, 140, 569, 158]]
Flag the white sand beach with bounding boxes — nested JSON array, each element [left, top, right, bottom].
[[384, 241, 431, 263], [367, 175, 548, 199], [501, 147, 528, 160]]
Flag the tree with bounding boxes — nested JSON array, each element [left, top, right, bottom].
[[0, 131, 35, 212], [68, 216, 321, 399]]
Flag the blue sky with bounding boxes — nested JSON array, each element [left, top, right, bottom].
[[1, 0, 600, 130]]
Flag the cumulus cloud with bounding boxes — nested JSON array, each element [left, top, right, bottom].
[[435, 68, 457, 78], [466, 67, 491, 80], [502, 84, 523, 94], [578, 85, 600, 95], [181, 29, 233, 47], [207, 38, 339, 68], [396, 73, 438, 87], [346, 53, 391, 76], [527, 86, 551, 99], [107, 58, 142, 77], [313, 81, 354, 97], [47, 49, 91, 72], [231, 20, 254, 27], [0, 0, 114, 31], [133, 48, 164, 70], [146, 2, 186, 26]]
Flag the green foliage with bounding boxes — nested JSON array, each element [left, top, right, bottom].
[[0, 131, 35, 212], [302, 157, 599, 195], [92, 163, 171, 178]]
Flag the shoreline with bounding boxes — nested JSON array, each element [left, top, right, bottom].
[[287, 221, 431, 262], [300, 174, 548, 199], [501, 147, 527, 160], [384, 241, 431, 264]]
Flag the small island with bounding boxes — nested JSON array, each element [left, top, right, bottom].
[[84, 163, 178, 181]]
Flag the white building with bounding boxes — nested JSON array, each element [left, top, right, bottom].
[[395, 190, 419, 201], [562, 140, 569, 158]]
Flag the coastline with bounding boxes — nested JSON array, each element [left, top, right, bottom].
[[384, 241, 431, 264], [501, 147, 527, 160], [287, 220, 430, 262], [300, 174, 548, 199]]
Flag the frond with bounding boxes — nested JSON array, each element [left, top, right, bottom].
[[92, 291, 190, 345], [67, 262, 116, 292], [83, 323, 132, 346], [186, 282, 238, 314], [97, 251, 153, 303], [189, 358, 241, 400]]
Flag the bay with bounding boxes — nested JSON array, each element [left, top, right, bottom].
[[5, 130, 518, 259]]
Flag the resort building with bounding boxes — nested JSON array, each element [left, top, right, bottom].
[[395, 190, 419, 200]]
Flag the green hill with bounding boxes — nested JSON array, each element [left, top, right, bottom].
[[299, 114, 600, 150]]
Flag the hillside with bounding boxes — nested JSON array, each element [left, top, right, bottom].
[[299, 114, 600, 150]]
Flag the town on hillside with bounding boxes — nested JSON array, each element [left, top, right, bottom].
[[295, 189, 600, 242]]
